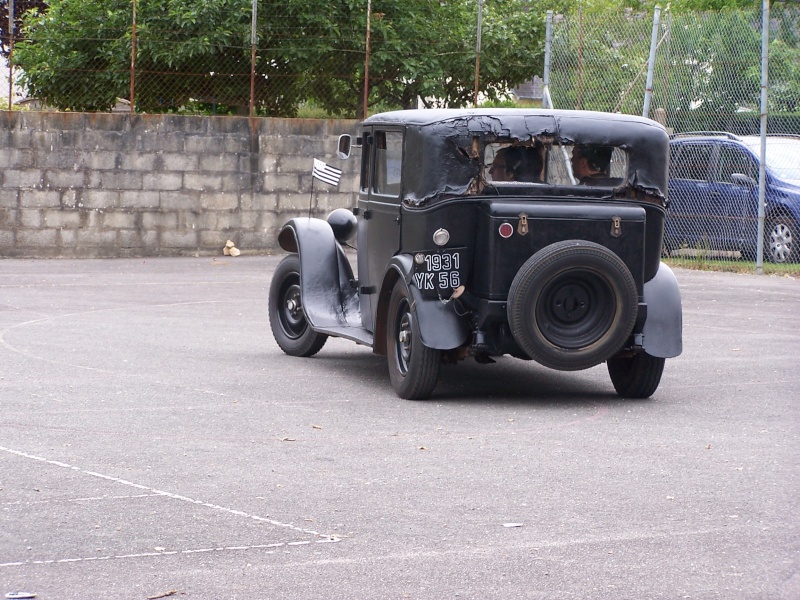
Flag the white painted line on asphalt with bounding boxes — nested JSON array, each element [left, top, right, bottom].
[[1, 492, 162, 506], [1, 538, 342, 568], [0, 445, 340, 544]]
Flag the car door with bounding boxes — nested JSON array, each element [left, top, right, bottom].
[[356, 128, 404, 333], [709, 143, 759, 253], [667, 142, 717, 249]]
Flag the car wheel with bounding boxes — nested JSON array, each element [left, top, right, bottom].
[[607, 352, 665, 399], [507, 240, 639, 371], [766, 217, 796, 264], [268, 254, 328, 357], [386, 279, 441, 400]]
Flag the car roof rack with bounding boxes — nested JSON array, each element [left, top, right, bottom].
[[669, 131, 743, 141]]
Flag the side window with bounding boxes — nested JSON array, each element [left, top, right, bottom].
[[373, 131, 403, 197], [359, 133, 371, 192], [671, 143, 712, 181], [716, 146, 757, 183]]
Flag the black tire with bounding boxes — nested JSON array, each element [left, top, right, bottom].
[[765, 217, 796, 264], [507, 240, 638, 371], [268, 254, 328, 357], [607, 352, 666, 399], [386, 280, 441, 400]]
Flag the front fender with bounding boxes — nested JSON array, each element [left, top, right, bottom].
[[377, 254, 470, 352], [278, 218, 359, 329], [641, 262, 683, 358]]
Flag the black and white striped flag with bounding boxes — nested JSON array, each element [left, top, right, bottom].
[[312, 159, 342, 186]]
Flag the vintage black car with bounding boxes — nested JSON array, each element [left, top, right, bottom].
[[268, 109, 682, 400]]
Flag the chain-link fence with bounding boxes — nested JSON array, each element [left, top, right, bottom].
[[0, 0, 541, 118], [2, 2, 799, 267], [547, 3, 800, 269]]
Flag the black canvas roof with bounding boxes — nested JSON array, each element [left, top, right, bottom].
[[361, 108, 669, 205]]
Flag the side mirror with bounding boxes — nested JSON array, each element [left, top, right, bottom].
[[730, 173, 756, 187], [337, 134, 352, 159]]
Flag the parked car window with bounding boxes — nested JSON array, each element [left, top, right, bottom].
[[716, 145, 757, 183], [671, 143, 712, 181], [373, 131, 403, 197]]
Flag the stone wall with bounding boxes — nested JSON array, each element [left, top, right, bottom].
[[0, 111, 359, 258]]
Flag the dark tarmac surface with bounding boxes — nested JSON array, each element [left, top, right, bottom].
[[1, 256, 798, 599]]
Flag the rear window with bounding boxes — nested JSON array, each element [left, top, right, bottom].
[[486, 142, 627, 187]]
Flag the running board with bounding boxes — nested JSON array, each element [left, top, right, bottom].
[[312, 325, 374, 347]]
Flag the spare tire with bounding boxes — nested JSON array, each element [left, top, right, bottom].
[[507, 240, 638, 371]]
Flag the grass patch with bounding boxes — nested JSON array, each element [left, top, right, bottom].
[[665, 257, 800, 277]]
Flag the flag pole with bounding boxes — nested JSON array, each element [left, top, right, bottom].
[[308, 169, 315, 219]]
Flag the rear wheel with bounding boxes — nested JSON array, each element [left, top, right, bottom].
[[268, 254, 328, 357], [607, 352, 665, 398], [386, 280, 441, 400]]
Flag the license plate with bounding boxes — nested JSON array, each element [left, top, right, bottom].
[[411, 249, 463, 296]]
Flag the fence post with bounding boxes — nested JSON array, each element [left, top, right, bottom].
[[363, 0, 371, 118], [7, 0, 13, 109], [642, 5, 661, 118], [250, 0, 257, 118], [473, 0, 483, 108], [542, 10, 552, 109], [756, 0, 770, 273], [130, 0, 136, 114], [577, 8, 583, 109]]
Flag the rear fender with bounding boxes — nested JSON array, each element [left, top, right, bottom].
[[373, 254, 470, 355], [278, 218, 359, 329], [641, 262, 682, 358]]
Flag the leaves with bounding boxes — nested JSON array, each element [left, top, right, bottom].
[[11, 0, 547, 115]]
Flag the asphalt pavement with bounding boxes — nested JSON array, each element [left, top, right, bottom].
[[1, 256, 798, 599]]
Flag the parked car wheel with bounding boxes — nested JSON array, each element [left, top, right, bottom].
[[766, 216, 796, 263], [607, 352, 665, 398], [386, 280, 441, 400], [268, 254, 328, 357], [507, 240, 639, 371]]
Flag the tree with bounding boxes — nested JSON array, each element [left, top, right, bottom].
[[307, 0, 545, 117], [12, 0, 548, 116], [0, 0, 48, 57]]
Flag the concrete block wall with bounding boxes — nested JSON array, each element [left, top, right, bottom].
[[0, 111, 359, 258]]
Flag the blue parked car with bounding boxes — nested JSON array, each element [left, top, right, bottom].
[[666, 132, 800, 263]]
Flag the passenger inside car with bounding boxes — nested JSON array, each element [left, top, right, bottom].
[[488, 146, 543, 183], [571, 144, 615, 184]]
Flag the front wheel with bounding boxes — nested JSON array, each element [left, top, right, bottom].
[[268, 254, 328, 357], [766, 217, 796, 264], [386, 280, 441, 400], [607, 352, 665, 399]]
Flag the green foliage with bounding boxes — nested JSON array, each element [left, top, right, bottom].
[[14, 0, 131, 111], [0, 0, 49, 57], [12, 0, 547, 116], [661, 9, 762, 132], [301, 0, 545, 118]]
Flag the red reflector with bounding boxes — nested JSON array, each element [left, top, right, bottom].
[[499, 222, 514, 238]]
